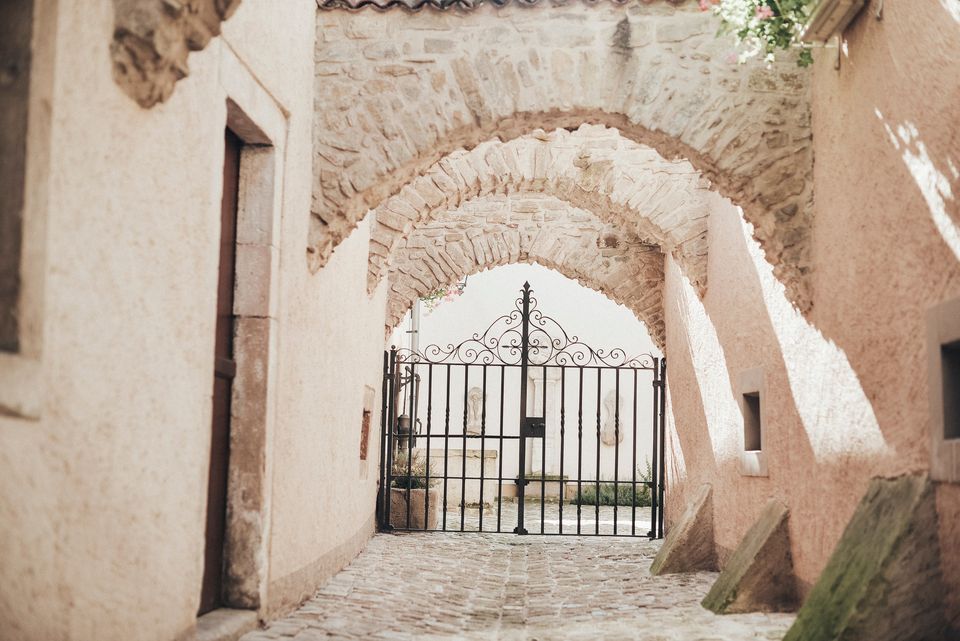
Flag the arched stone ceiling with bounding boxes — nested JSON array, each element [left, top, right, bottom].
[[368, 125, 712, 298], [314, 2, 812, 308], [385, 193, 666, 347]]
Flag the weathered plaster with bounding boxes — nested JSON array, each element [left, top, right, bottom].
[[111, 0, 242, 108]]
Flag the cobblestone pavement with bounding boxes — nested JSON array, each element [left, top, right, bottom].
[[241, 533, 794, 641]]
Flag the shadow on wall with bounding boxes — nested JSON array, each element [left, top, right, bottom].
[[662, 259, 721, 529], [664, 197, 890, 590], [731, 206, 888, 466], [874, 110, 959, 262]]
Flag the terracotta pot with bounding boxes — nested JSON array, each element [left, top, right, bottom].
[[389, 487, 440, 530]]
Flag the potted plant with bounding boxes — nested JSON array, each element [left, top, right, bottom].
[[389, 452, 440, 530]]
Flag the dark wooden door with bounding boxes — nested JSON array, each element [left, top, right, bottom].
[[199, 128, 242, 615]]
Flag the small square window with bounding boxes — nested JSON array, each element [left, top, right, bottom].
[[928, 297, 960, 482], [743, 391, 762, 452], [943, 340, 960, 441]]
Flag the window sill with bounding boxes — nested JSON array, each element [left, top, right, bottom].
[[739, 450, 768, 478]]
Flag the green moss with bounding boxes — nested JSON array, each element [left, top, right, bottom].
[[782, 475, 939, 641]]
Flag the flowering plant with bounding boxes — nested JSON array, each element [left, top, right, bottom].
[[701, 0, 815, 67], [420, 279, 467, 314]]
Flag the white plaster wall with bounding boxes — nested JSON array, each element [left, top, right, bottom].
[[392, 264, 661, 485], [267, 215, 387, 609], [0, 0, 389, 638]]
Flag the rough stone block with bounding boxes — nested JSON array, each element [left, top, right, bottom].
[[650, 484, 717, 575], [783, 475, 947, 641], [702, 500, 798, 613]]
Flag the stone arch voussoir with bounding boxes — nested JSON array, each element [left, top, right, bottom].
[[368, 126, 711, 302], [385, 193, 666, 348]]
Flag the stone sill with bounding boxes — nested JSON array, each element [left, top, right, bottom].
[[801, 0, 866, 43], [196, 608, 259, 641], [0, 352, 42, 420], [739, 450, 769, 478]]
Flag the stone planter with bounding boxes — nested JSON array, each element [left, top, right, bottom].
[[389, 487, 440, 530], [525, 479, 568, 500]]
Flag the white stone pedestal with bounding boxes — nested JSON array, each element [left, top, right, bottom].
[[423, 448, 498, 507]]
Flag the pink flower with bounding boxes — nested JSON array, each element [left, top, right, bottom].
[[755, 4, 774, 19], [698, 0, 719, 10], [725, 51, 740, 64]]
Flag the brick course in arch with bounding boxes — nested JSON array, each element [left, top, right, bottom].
[[314, 3, 813, 308], [385, 193, 666, 346], [367, 125, 712, 300]]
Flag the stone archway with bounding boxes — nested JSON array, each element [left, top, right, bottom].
[[367, 125, 714, 301], [384, 193, 667, 346], [313, 2, 812, 308]]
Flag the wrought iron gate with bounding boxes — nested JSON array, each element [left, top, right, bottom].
[[378, 283, 666, 538]]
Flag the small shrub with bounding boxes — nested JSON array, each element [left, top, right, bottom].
[[571, 461, 653, 507], [390, 452, 435, 489]]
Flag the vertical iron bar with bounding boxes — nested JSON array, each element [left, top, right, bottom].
[[515, 282, 531, 535], [595, 367, 601, 535], [540, 365, 547, 534], [461, 364, 469, 531], [559, 367, 565, 535], [443, 364, 451, 531], [378, 350, 389, 529], [659, 358, 667, 539], [384, 347, 398, 530], [631, 368, 638, 536], [406, 362, 414, 530], [650, 358, 659, 539], [479, 365, 487, 532], [497, 364, 505, 533], [577, 367, 584, 535], [613, 368, 620, 536], [424, 363, 433, 531]]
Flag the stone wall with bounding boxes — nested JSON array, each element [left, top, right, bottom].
[[314, 2, 815, 309], [383, 193, 666, 346], [366, 126, 710, 312]]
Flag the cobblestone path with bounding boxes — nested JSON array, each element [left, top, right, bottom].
[[241, 533, 794, 641]]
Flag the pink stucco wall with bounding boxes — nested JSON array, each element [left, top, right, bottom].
[[809, 0, 960, 624], [664, 197, 891, 593], [665, 0, 960, 617]]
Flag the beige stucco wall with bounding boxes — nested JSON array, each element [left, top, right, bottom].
[[0, 1, 388, 639], [266, 214, 386, 616]]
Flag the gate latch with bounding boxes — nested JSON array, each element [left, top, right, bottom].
[[521, 416, 545, 438]]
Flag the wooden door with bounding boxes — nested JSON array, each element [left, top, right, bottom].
[[199, 128, 242, 615]]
